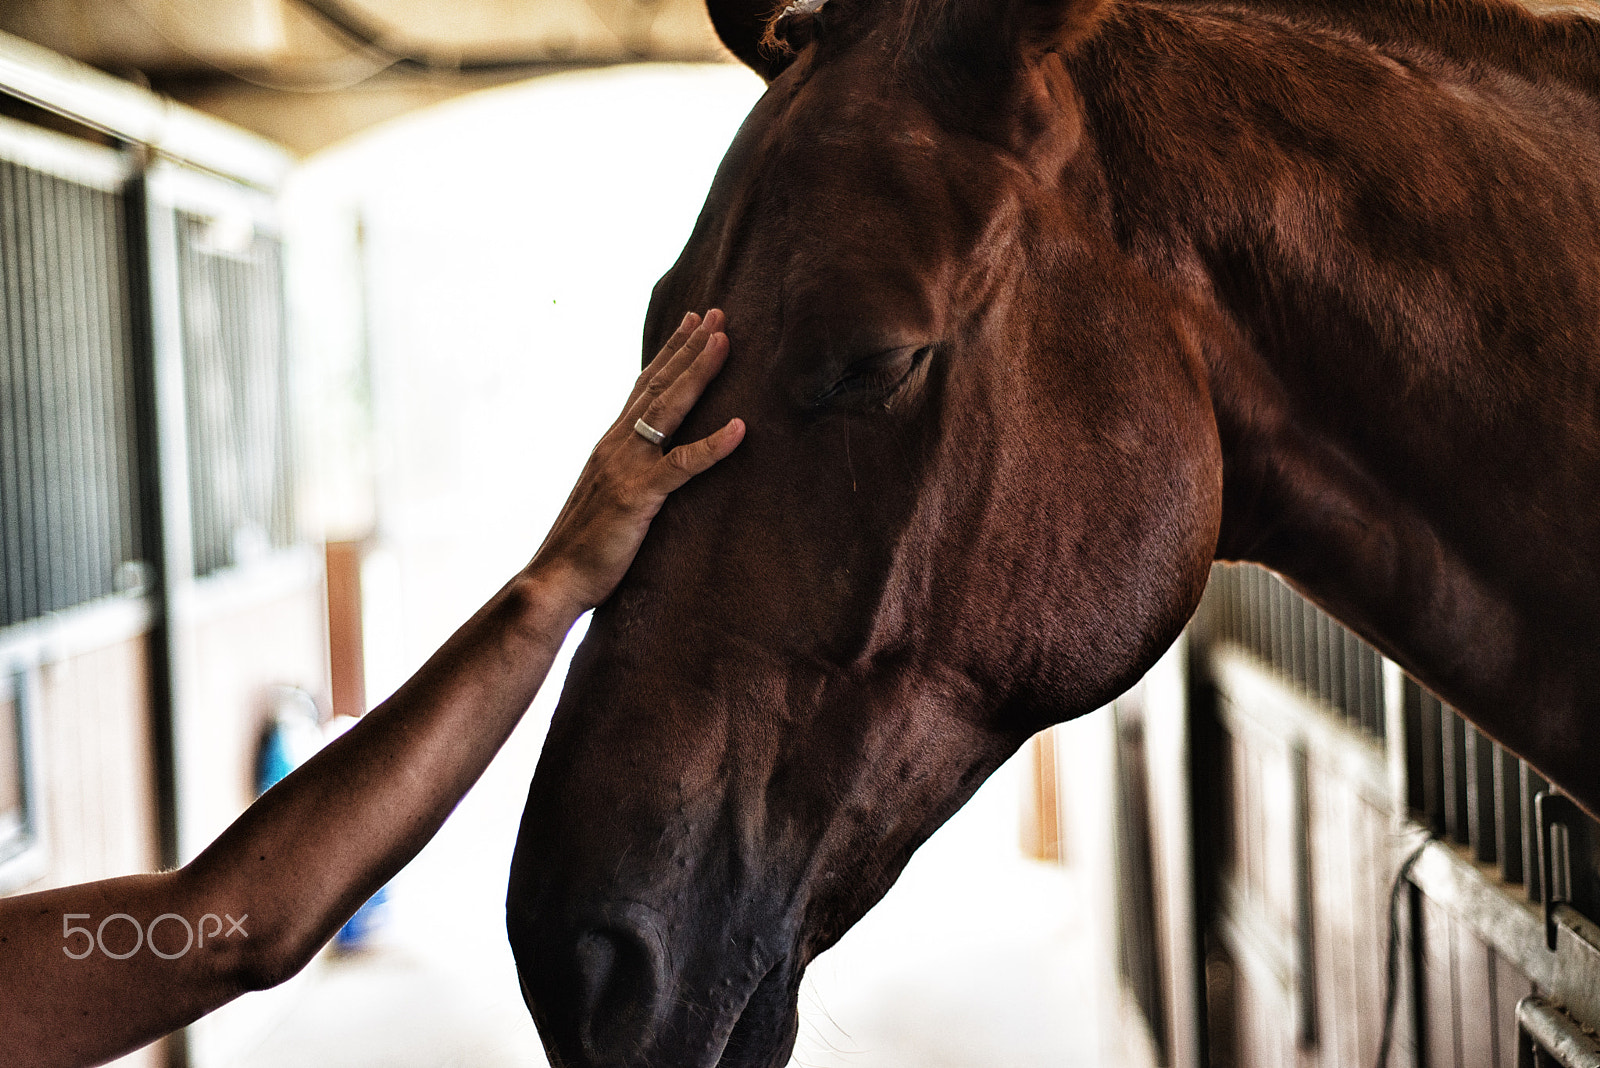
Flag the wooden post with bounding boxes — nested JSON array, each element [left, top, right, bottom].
[[324, 538, 368, 721]]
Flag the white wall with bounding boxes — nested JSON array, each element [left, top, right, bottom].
[[286, 62, 765, 705]]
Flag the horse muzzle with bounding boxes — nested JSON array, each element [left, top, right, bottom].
[[509, 890, 804, 1068]]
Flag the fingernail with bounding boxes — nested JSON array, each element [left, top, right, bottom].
[[681, 311, 696, 328]]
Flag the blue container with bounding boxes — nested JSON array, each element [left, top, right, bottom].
[[256, 689, 390, 951]]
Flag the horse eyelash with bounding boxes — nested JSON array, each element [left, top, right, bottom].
[[818, 346, 931, 407], [875, 346, 931, 408]]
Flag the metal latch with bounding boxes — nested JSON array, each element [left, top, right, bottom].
[[1518, 995, 1600, 1068], [1538, 791, 1582, 951]]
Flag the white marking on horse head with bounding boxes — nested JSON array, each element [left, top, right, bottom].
[[779, 0, 829, 18]]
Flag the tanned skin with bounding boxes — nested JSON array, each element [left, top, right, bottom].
[[0, 310, 743, 1068]]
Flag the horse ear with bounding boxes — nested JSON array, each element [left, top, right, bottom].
[[707, 0, 791, 81]]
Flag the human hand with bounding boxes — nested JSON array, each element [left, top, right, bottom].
[[526, 309, 745, 617]]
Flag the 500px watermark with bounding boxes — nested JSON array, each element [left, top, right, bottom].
[[62, 913, 248, 960]]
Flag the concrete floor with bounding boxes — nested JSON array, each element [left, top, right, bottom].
[[225, 633, 1100, 1068]]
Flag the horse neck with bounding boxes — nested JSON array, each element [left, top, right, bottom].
[[1068, 0, 1600, 786], [1164, 0, 1600, 98]]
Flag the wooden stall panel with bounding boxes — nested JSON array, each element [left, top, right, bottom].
[[1262, 741, 1301, 951], [1418, 891, 1538, 1068], [1456, 924, 1499, 1068], [1226, 936, 1296, 1068], [1058, 704, 1152, 1068], [1114, 697, 1170, 1066], [1306, 747, 1391, 1068], [1215, 711, 1306, 1068], [5, 628, 165, 1068], [1058, 641, 1199, 1068], [1144, 639, 1205, 1068], [1198, 567, 1570, 1068], [178, 561, 329, 1068], [1491, 950, 1533, 1068], [27, 634, 158, 893], [1208, 653, 1403, 1068], [177, 560, 328, 860], [1308, 760, 1354, 1068], [0, 687, 18, 826]]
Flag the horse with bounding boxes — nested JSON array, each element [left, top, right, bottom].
[[506, 0, 1600, 1061]]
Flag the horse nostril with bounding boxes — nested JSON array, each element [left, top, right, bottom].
[[574, 924, 665, 1064]]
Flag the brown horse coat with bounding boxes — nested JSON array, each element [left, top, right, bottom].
[[1072, 0, 1600, 798], [509, 0, 1600, 1064]]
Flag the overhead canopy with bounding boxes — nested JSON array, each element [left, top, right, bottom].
[[0, 0, 739, 154]]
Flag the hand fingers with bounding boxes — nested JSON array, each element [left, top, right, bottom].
[[627, 309, 723, 421], [627, 311, 701, 408], [655, 418, 746, 492], [636, 326, 733, 442]]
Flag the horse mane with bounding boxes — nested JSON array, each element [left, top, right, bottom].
[[761, 0, 1600, 98], [1184, 0, 1600, 98]]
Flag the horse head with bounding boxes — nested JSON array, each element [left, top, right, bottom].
[[508, 0, 1223, 1063]]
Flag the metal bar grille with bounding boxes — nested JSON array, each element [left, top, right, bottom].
[[1407, 678, 1582, 896], [1202, 563, 1599, 909], [1199, 563, 1387, 739], [174, 210, 295, 578], [0, 155, 144, 628]]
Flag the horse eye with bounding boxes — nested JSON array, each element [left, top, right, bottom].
[[817, 345, 930, 407]]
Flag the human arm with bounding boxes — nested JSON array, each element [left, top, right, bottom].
[[0, 310, 743, 1068]]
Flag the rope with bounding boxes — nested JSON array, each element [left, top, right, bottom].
[[1375, 833, 1435, 1068]]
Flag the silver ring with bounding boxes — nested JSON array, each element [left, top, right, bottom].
[[633, 418, 667, 447]]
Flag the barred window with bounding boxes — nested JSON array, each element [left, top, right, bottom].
[[0, 146, 145, 628], [176, 210, 296, 578]]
